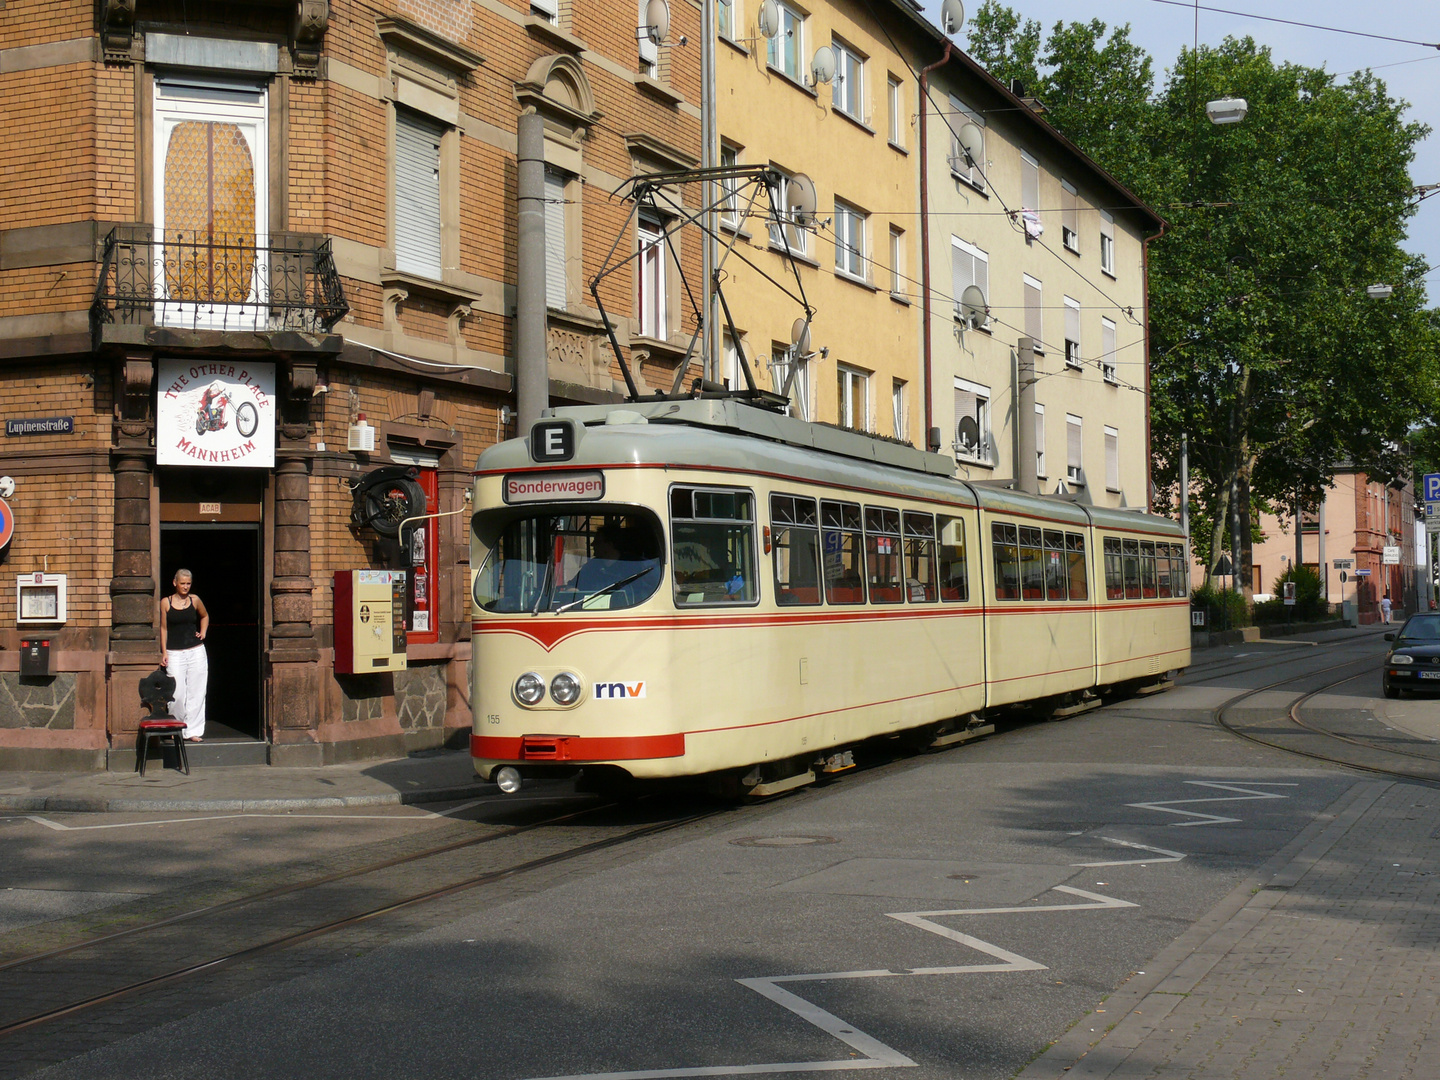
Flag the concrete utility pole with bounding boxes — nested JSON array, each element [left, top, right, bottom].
[[515, 111, 549, 427], [701, 0, 717, 382], [1016, 338, 1038, 494], [1180, 433, 1190, 586]]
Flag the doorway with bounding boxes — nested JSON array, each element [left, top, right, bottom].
[[160, 525, 263, 741]]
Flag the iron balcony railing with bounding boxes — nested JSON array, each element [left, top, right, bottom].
[[93, 226, 349, 334]]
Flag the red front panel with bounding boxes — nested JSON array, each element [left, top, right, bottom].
[[472, 733, 685, 762]]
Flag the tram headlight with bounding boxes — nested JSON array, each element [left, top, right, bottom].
[[550, 672, 582, 705], [514, 671, 546, 705], [1390, 654, 1414, 665]]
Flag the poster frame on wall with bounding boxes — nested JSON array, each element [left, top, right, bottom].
[[156, 358, 276, 468]]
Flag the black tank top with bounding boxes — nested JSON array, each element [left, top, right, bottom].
[[167, 600, 202, 651]]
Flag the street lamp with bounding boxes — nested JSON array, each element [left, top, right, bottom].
[[1366, 284, 1394, 299], [1205, 98, 1248, 125]]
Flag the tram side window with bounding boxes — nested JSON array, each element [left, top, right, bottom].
[[938, 515, 969, 602], [865, 506, 904, 603], [670, 486, 758, 605], [1156, 541, 1172, 597], [1140, 540, 1158, 598], [1019, 526, 1045, 600], [1066, 532, 1088, 600], [902, 512, 938, 603], [1171, 544, 1188, 598], [992, 522, 1020, 600], [1043, 530, 1068, 601], [1104, 537, 1123, 599], [1122, 538, 1141, 599], [771, 493, 822, 606], [821, 500, 866, 604]]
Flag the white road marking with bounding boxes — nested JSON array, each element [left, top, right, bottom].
[[13, 811, 460, 832], [1072, 837, 1187, 868], [1127, 781, 1297, 826], [523, 887, 1134, 1080]]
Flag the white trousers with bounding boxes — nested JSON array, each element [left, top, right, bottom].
[[167, 645, 208, 739]]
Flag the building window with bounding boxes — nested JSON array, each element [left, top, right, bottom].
[[395, 107, 443, 280], [888, 76, 903, 147], [1023, 274, 1043, 353], [718, 0, 736, 40], [766, 2, 804, 82], [1063, 295, 1081, 368], [1066, 413, 1083, 484], [893, 379, 906, 440], [1105, 426, 1120, 491], [837, 364, 870, 430], [544, 168, 568, 309], [1061, 179, 1079, 252], [1020, 149, 1040, 243], [833, 200, 866, 281], [531, 0, 559, 24], [947, 95, 985, 189], [1101, 317, 1117, 383], [889, 226, 904, 296], [767, 167, 808, 257], [951, 236, 988, 319], [720, 144, 741, 229], [954, 377, 990, 463], [722, 332, 744, 390], [832, 38, 864, 120], [772, 344, 810, 420], [390, 446, 443, 641], [638, 213, 668, 340], [638, 0, 660, 76], [1035, 403, 1046, 478], [1100, 209, 1115, 276]]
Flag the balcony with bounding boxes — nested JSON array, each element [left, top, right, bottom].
[[92, 226, 348, 346]]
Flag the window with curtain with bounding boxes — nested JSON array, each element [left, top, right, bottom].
[[832, 38, 864, 120], [833, 200, 866, 280], [766, 2, 804, 81]]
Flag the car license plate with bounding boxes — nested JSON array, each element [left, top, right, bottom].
[[1418, 671, 1440, 680]]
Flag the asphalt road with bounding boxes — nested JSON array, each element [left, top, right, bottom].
[[5, 630, 1426, 1080]]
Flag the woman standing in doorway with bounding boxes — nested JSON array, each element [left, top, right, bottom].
[[160, 569, 209, 742]]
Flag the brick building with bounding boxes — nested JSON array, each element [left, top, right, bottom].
[[0, 0, 701, 768]]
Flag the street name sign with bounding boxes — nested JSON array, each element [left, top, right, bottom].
[[1333, 558, 1354, 569], [1383, 546, 1401, 565]]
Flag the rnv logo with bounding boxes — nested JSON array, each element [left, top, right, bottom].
[[594, 681, 646, 699]]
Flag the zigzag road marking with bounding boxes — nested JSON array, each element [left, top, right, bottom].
[[1127, 781, 1298, 826], [1071, 837, 1187, 868], [525, 887, 1136, 1080]]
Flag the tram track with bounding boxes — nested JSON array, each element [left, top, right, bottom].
[[1211, 644, 1440, 785], [0, 793, 733, 1059]]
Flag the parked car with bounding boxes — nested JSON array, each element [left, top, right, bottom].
[[1382, 613, 1440, 697]]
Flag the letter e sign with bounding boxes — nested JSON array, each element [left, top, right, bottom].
[[530, 421, 575, 462]]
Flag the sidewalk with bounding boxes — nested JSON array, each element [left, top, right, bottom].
[[1020, 779, 1440, 1079], [0, 748, 492, 813]]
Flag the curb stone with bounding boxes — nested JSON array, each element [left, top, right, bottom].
[[1016, 778, 1392, 1080], [0, 783, 495, 814]]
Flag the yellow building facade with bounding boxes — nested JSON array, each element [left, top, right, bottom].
[[714, 0, 928, 438]]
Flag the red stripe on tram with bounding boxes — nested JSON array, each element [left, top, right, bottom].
[[471, 733, 686, 762]]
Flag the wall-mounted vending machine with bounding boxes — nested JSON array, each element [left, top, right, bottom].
[[333, 570, 408, 674]]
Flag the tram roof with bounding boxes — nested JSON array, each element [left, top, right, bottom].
[[477, 400, 1184, 535]]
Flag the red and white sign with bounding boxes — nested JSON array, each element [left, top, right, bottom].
[[157, 359, 275, 468], [503, 471, 605, 504]]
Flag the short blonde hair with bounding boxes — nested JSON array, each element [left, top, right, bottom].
[[173, 569, 193, 584]]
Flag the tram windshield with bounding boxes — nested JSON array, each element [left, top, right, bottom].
[[473, 509, 664, 613]]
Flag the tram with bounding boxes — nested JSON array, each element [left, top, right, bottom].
[[469, 399, 1190, 795]]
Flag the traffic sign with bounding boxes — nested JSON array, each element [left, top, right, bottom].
[[1425, 473, 1440, 502], [1340, 571, 1348, 583], [1354, 568, 1372, 576], [0, 498, 12, 548], [1428, 517, 1440, 535]]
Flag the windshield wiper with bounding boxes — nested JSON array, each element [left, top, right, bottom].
[[530, 553, 557, 616], [553, 567, 657, 614]]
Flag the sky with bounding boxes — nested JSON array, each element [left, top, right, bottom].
[[923, 0, 1440, 298]]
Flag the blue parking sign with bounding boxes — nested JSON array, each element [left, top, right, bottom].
[[1426, 473, 1440, 502]]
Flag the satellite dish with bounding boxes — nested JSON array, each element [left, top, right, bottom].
[[957, 122, 983, 169], [956, 415, 980, 452], [791, 318, 812, 356], [959, 284, 988, 329], [939, 0, 966, 36], [811, 46, 836, 85], [643, 0, 670, 46], [757, 0, 780, 39], [785, 172, 817, 228]]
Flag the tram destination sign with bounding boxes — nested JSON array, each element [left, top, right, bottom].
[[5, 417, 73, 436], [503, 471, 604, 504]]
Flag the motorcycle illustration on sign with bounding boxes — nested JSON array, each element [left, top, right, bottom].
[[195, 381, 259, 439]]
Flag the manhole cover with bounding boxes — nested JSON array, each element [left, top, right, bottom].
[[729, 835, 838, 848], [946, 873, 982, 880]]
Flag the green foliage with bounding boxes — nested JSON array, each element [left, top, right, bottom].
[[967, 9, 1440, 578], [1190, 581, 1250, 629], [1253, 563, 1329, 623]]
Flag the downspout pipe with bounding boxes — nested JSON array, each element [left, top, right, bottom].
[[918, 42, 954, 452], [1141, 219, 1166, 512], [516, 110, 549, 427]]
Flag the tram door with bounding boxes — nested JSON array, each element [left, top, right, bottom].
[[158, 469, 264, 742]]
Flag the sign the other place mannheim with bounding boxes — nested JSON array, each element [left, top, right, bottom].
[[157, 359, 276, 468]]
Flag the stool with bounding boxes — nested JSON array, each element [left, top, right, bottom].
[[136, 719, 189, 777], [135, 666, 187, 777]]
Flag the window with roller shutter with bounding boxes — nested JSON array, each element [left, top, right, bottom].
[[544, 169, 568, 309], [395, 109, 442, 280]]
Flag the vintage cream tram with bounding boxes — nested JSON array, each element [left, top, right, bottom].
[[469, 400, 1190, 794]]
